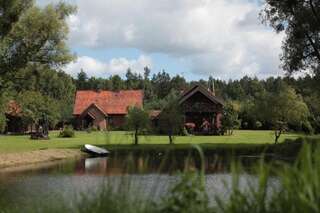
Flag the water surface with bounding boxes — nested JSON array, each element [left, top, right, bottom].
[[0, 153, 277, 209]]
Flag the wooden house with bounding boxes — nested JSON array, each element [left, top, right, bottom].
[[73, 90, 143, 130], [179, 84, 224, 134], [150, 84, 224, 134]]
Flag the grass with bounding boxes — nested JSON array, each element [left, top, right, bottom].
[[0, 130, 308, 153]]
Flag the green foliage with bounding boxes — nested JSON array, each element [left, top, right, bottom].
[[182, 127, 190, 136], [158, 172, 209, 213], [221, 102, 240, 135], [0, 0, 33, 38], [11, 66, 76, 122], [86, 125, 99, 133], [0, 92, 10, 133], [261, 0, 320, 75], [0, 1, 75, 76], [254, 121, 262, 130], [0, 0, 76, 130], [58, 125, 75, 138], [216, 143, 320, 213], [158, 90, 184, 144], [0, 113, 6, 133], [76, 184, 153, 213], [17, 91, 60, 128], [256, 84, 310, 143], [126, 106, 150, 145]]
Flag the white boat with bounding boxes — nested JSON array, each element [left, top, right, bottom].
[[81, 144, 110, 156]]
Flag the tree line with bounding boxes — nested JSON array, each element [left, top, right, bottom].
[[75, 69, 320, 136]]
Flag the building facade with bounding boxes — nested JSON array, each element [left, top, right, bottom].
[[179, 84, 224, 134], [73, 90, 143, 130]]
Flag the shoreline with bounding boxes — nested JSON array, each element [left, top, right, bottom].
[[0, 149, 82, 170]]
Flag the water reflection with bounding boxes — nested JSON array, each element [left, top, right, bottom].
[[70, 154, 231, 176], [0, 154, 280, 210], [0, 152, 275, 179]]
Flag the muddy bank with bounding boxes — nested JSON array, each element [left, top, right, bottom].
[[0, 149, 81, 169]]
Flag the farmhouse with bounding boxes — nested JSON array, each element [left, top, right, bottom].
[[73, 90, 143, 130]]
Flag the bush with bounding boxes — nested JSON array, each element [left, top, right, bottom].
[[182, 127, 190, 136], [86, 125, 99, 133], [254, 121, 262, 129], [59, 126, 75, 138], [301, 121, 313, 134]]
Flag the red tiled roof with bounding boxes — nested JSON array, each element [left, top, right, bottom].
[[73, 90, 143, 115]]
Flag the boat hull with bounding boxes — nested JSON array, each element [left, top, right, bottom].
[[81, 144, 110, 156]]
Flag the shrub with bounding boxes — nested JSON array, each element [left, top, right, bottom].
[[58, 126, 75, 138], [254, 121, 262, 129], [86, 125, 99, 133], [301, 121, 313, 134], [182, 127, 190, 136]]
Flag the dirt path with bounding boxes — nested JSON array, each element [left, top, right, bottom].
[[0, 149, 81, 169]]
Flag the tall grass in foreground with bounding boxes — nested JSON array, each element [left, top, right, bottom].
[[215, 144, 320, 213], [1, 143, 319, 213]]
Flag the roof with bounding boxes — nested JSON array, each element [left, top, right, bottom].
[[179, 84, 224, 106], [73, 90, 143, 115]]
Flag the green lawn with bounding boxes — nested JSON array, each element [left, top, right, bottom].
[[0, 130, 306, 153]]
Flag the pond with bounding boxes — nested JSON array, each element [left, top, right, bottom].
[[0, 152, 278, 210]]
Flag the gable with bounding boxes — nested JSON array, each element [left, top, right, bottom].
[[179, 85, 223, 106], [80, 104, 106, 119]]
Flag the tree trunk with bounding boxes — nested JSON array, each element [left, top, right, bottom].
[[274, 130, 281, 144], [169, 134, 173, 145], [134, 128, 138, 145], [168, 129, 173, 145]]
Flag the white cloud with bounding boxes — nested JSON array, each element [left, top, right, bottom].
[[65, 55, 152, 77], [39, 0, 284, 79]]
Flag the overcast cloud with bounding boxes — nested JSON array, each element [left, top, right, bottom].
[[38, 0, 284, 79]]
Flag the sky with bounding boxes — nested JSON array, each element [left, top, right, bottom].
[[37, 0, 285, 80]]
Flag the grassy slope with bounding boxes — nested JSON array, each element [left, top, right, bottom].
[[0, 130, 305, 153]]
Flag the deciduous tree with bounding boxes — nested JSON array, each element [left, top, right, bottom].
[[256, 84, 310, 143], [158, 91, 184, 144], [221, 101, 240, 135], [261, 0, 320, 74], [126, 106, 149, 145]]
